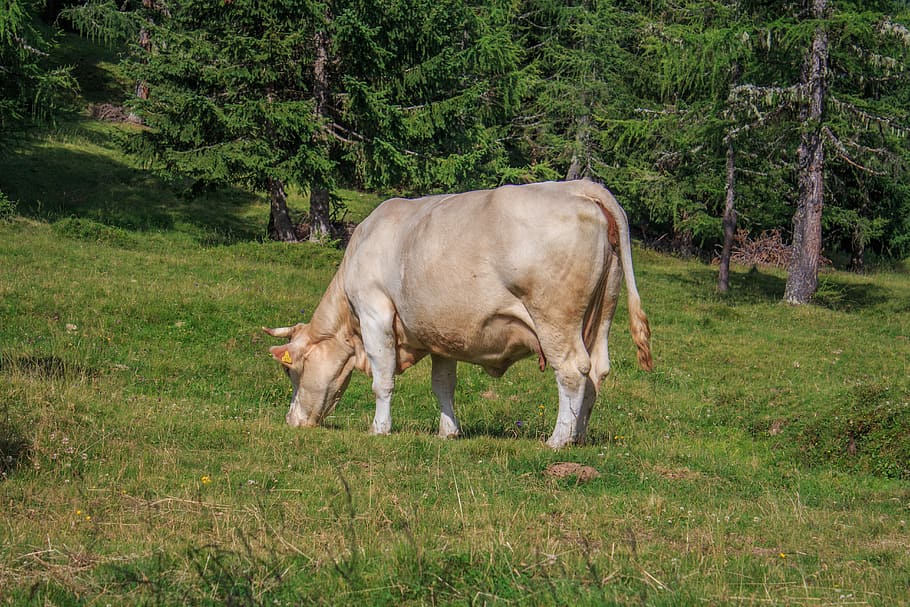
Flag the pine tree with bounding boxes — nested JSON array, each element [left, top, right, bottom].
[[602, 0, 909, 287], [120, 0, 333, 242], [514, 0, 638, 183], [0, 0, 78, 149], [783, 0, 830, 304], [594, 1, 753, 255], [331, 0, 526, 192], [757, 0, 910, 301]]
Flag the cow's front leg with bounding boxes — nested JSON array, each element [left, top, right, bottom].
[[547, 360, 592, 449], [360, 311, 398, 435], [431, 355, 460, 438]]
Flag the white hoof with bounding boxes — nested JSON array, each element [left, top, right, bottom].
[[438, 416, 461, 439], [546, 434, 574, 450], [370, 419, 391, 435]]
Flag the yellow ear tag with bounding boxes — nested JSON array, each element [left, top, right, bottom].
[[281, 350, 293, 365]]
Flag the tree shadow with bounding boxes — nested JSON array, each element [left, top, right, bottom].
[[1, 127, 267, 245], [723, 266, 789, 303], [0, 355, 101, 479], [0, 354, 99, 379], [812, 274, 893, 312], [657, 264, 892, 312], [55, 30, 129, 106], [0, 418, 30, 480], [653, 265, 787, 305]]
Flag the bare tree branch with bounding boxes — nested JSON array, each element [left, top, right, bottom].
[[822, 126, 890, 175]]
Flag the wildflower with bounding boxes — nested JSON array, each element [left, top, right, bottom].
[[200, 475, 212, 485], [515, 420, 524, 428], [779, 552, 787, 559]]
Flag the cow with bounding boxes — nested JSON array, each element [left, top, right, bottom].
[[265, 180, 652, 449]]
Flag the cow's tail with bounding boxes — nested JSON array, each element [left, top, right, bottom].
[[585, 181, 653, 371]]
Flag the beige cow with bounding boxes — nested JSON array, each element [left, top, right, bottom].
[[265, 180, 652, 448]]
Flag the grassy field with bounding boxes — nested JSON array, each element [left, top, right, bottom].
[[2, 38, 910, 607]]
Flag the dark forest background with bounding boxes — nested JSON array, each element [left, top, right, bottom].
[[3, 0, 909, 301]]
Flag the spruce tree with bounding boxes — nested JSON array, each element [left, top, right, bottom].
[[122, 0, 332, 242], [331, 0, 526, 191], [0, 0, 78, 149], [595, 1, 753, 254], [514, 0, 639, 183]]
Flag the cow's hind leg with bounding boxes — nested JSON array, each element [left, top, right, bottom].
[[540, 332, 594, 449], [577, 253, 624, 439], [547, 365, 596, 449], [431, 355, 460, 438]]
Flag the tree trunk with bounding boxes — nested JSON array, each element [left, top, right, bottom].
[[784, 0, 828, 305], [850, 223, 865, 273], [309, 27, 332, 242], [134, 25, 150, 101], [718, 138, 737, 293], [309, 187, 332, 241], [566, 113, 590, 181], [127, 1, 162, 123], [268, 177, 298, 242]]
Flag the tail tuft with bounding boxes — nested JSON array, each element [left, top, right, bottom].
[[631, 307, 653, 371]]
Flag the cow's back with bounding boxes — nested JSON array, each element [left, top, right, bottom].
[[343, 181, 614, 367]]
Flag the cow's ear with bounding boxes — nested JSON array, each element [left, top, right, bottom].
[[269, 345, 296, 367]]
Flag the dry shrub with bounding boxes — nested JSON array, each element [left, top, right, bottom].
[[715, 229, 830, 269], [88, 104, 141, 124]]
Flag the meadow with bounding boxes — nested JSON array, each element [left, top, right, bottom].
[[1, 49, 909, 605]]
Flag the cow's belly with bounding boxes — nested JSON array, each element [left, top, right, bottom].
[[398, 303, 540, 376]]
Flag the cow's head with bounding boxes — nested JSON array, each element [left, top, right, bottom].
[[264, 323, 356, 427]]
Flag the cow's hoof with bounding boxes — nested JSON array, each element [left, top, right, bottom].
[[370, 421, 392, 435], [438, 418, 461, 439], [545, 435, 574, 450], [286, 414, 317, 428]]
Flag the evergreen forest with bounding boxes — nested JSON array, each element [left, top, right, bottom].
[[3, 0, 910, 301]]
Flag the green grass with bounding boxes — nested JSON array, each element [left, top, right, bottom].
[[1, 35, 909, 606]]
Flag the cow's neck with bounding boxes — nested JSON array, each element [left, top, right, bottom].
[[308, 265, 356, 344], [308, 264, 370, 374]]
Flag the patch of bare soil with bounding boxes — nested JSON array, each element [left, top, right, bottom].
[[544, 462, 601, 483]]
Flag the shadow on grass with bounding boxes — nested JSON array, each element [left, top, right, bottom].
[[0, 354, 99, 380], [1, 127, 266, 245], [0, 420, 30, 480], [0, 396, 31, 480], [660, 265, 892, 312], [0, 354, 98, 479], [654, 265, 787, 304], [54, 32, 128, 107], [812, 274, 893, 312]]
